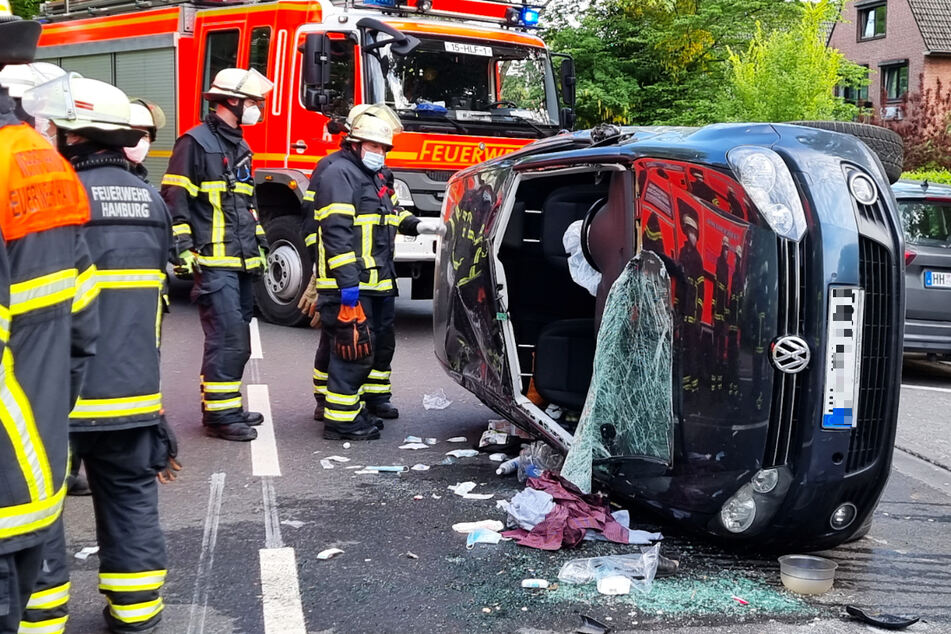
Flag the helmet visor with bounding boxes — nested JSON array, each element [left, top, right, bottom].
[[234, 68, 274, 100], [21, 72, 78, 121]]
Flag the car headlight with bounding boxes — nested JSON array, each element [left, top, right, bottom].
[[393, 178, 414, 207], [727, 146, 807, 242], [720, 484, 757, 533]]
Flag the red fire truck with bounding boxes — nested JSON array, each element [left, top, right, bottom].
[[35, 0, 576, 324]]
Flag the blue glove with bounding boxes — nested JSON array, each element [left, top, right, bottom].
[[340, 286, 360, 307]]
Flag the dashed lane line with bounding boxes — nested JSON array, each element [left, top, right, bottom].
[[901, 383, 951, 394], [259, 547, 307, 634], [250, 317, 263, 359], [248, 383, 281, 477], [186, 472, 226, 634]]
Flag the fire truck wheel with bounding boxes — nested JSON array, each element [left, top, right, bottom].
[[254, 215, 312, 327], [789, 121, 904, 184]]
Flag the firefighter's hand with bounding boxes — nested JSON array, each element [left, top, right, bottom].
[[173, 250, 197, 278], [297, 274, 320, 328], [154, 416, 182, 484], [416, 219, 446, 236], [259, 247, 269, 267], [157, 456, 183, 484]]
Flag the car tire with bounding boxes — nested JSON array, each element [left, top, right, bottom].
[[254, 215, 312, 327], [790, 121, 904, 184]]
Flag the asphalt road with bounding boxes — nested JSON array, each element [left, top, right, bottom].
[[59, 286, 951, 633]]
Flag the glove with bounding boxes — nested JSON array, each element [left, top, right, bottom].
[[297, 273, 321, 328], [173, 250, 197, 278], [416, 218, 446, 236], [334, 303, 373, 360], [155, 416, 183, 484], [259, 247, 269, 267], [340, 286, 360, 307]]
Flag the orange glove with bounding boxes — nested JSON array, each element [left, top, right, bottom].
[[334, 303, 373, 360]]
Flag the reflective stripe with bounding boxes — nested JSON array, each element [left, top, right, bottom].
[[233, 182, 254, 196], [17, 616, 68, 634], [0, 348, 52, 501], [25, 583, 70, 610], [96, 269, 165, 290], [203, 381, 241, 394], [203, 396, 242, 411], [0, 305, 10, 343], [255, 224, 266, 236], [391, 193, 399, 205], [304, 233, 317, 247], [193, 254, 263, 269], [325, 392, 360, 406], [361, 224, 374, 269], [10, 269, 77, 316], [314, 277, 394, 292], [328, 252, 356, 270], [398, 210, 414, 222], [107, 597, 164, 624], [208, 191, 225, 259], [70, 393, 162, 420], [317, 233, 327, 279], [353, 214, 382, 226], [387, 214, 404, 227], [0, 483, 65, 540], [368, 370, 390, 380], [313, 369, 327, 380], [172, 223, 192, 236], [324, 408, 361, 422], [99, 570, 167, 592], [161, 174, 198, 197], [303, 190, 315, 202], [313, 384, 327, 395], [199, 181, 228, 193], [362, 384, 391, 394], [315, 203, 355, 220], [71, 265, 99, 313]]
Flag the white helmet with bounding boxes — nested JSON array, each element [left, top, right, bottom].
[[346, 104, 401, 148], [22, 74, 143, 146], [129, 98, 166, 140], [0, 62, 66, 99], [204, 68, 274, 102]]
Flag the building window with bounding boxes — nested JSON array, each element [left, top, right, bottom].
[[841, 65, 870, 104], [249, 27, 271, 77], [883, 64, 909, 102], [858, 4, 886, 41]]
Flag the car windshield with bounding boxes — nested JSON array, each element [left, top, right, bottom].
[[900, 199, 951, 247], [364, 34, 560, 135]]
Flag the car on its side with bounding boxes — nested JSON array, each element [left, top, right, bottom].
[[892, 179, 951, 354], [433, 122, 904, 550]]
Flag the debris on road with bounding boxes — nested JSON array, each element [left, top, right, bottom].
[[343, 442, 351, 449], [559, 544, 661, 595], [596, 575, 631, 596], [452, 520, 504, 534], [438, 457, 456, 466], [731, 595, 749, 606], [446, 436, 467, 443], [466, 527, 503, 549], [845, 605, 920, 630], [319, 455, 351, 469], [399, 442, 429, 450], [446, 449, 479, 458], [575, 614, 611, 634], [411, 464, 430, 471], [280, 520, 305, 529], [406, 552, 419, 560], [496, 457, 520, 476], [497, 488, 555, 530], [364, 466, 408, 473], [316, 548, 344, 560], [403, 435, 423, 443], [425, 438, 437, 445], [74, 546, 99, 561], [320, 459, 335, 469], [521, 578, 550, 589], [517, 441, 564, 482], [488, 453, 508, 462], [422, 389, 452, 410], [413, 495, 423, 500], [448, 481, 494, 500]]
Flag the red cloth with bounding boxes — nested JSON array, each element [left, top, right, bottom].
[[501, 472, 632, 550]]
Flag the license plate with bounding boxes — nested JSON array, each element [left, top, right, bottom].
[[444, 41, 493, 57], [822, 287, 864, 430], [924, 270, 951, 288]]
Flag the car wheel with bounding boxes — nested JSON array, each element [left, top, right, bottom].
[[790, 121, 904, 184], [254, 215, 312, 327]]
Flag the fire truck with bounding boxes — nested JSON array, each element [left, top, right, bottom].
[[35, 0, 577, 325]]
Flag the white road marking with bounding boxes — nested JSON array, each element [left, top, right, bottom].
[[261, 477, 283, 549], [901, 383, 951, 394], [259, 547, 307, 634], [186, 472, 226, 634], [250, 317, 263, 359], [248, 384, 281, 477]]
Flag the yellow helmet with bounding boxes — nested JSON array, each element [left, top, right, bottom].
[[346, 104, 401, 148]]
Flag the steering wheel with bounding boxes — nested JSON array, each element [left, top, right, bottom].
[[486, 100, 518, 109]]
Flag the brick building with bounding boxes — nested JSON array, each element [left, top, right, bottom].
[[828, 0, 951, 119]]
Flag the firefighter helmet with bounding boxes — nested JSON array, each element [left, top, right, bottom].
[[203, 68, 274, 102], [0, 0, 42, 67], [0, 62, 66, 99], [346, 104, 401, 149], [22, 74, 144, 147], [129, 98, 166, 141]]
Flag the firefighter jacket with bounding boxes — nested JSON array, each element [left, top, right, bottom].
[[305, 148, 420, 296], [69, 151, 171, 431], [0, 101, 99, 556], [161, 114, 267, 272]]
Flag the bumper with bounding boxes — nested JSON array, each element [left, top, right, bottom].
[[903, 318, 951, 353]]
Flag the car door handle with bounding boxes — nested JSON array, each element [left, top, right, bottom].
[[292, 140, 308, 152]]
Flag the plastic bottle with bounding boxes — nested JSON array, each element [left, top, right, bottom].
[[496, 457, 519, 476]]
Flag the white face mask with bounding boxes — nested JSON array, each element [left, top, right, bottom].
[[124, 137, 151, 164], [241, 104, 262, 126]]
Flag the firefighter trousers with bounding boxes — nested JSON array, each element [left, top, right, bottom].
[[25, 426, 167, 634], [0, 542, 44, 634], [313, 295, 396, 408], [193, 269, 254, 426]]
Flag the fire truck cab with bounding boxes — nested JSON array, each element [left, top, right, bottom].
[[36, 0, 576, 325]]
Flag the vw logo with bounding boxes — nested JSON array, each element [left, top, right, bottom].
[[771, 336, 811, 374]]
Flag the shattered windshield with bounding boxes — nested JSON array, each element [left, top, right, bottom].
[[364, 34, 560, 133]]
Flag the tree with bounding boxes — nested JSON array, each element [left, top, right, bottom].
[[715, 0, 865, 122], [882, 75, 951, 171], [543, 0, 801, 127], [10, 0, 39, 18]]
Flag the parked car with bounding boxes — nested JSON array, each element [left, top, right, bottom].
[[433, 122, 905, 550], [892, 179, 951, 354]]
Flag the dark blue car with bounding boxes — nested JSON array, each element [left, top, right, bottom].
[[433, 122, 905, 550]]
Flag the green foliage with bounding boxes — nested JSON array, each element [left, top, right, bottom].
[[543, 0, 801, 127], [902, 169, 951, 185], [716, 0, 864, 122], [10, 0, 39, 18]]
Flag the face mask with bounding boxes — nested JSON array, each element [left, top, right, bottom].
[[241, 104, 261, 126], [361, 150, 385, 172], [123, 137, 150, 164], [34, 116, 55, 145]]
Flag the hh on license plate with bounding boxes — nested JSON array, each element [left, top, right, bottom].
[[924, 270, 951, 288], [822, 287, 864, 430]]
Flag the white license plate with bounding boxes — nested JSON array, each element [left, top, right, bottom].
[[822, 287, 864, 430], [444, 41, 493, 57], [924, 270, 951, 288]]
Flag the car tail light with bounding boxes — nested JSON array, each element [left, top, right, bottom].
[[905, 248, 917, 266]]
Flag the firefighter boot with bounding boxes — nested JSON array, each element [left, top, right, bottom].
[[323, 413, 380, 441], [204, 422, 257, 442], [368, 401, 399, 420], [313, 397, 325, 421], [243, 411, 264, 426]]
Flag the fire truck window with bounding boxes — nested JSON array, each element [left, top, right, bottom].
[[202, 29, 240, 113], [249, 27, 271, 76], [300, 38, 354, 116]]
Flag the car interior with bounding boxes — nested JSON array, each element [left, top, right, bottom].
[[497, 168, 629, 426]]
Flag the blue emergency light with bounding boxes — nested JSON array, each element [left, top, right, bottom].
[[520, 6, 540, 26]]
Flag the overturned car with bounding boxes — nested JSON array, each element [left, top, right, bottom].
[[433, 122, 905, 550]]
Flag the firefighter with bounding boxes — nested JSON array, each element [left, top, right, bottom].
[[0, 5, 99, 632], [310, 104, 442, 440], [712, 236, 731, 396], [677, 202, 704, 396], [161, 68, 273, 441], [19, 74, 177, 634], [126, 98, 166, 182]]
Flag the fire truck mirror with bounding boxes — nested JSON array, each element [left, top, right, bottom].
[[301, 33, 331, 86], [558, 56, 576, 108]]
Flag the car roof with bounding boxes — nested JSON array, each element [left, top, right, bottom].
[[892, 179, 951, 200]]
